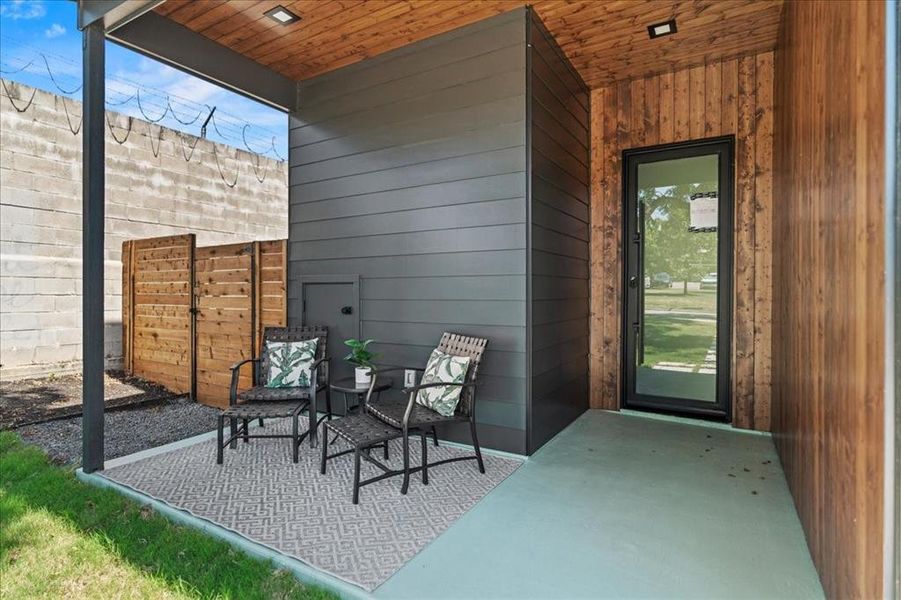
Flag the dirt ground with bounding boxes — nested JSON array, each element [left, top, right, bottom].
[[0, 370, 181, 429]]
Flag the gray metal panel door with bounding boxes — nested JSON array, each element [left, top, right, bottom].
[[303, 281, 359, 383]]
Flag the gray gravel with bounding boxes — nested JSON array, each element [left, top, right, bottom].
[[16, 396, 220, 466]]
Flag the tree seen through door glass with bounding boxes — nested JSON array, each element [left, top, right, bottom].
[[636, 155, 718, 403]]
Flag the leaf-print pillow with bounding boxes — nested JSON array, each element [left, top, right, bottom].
[[265, 338, 318, 388], [415, 348, 471, 417]]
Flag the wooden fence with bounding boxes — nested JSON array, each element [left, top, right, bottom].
[[122, 235, 287, 407]]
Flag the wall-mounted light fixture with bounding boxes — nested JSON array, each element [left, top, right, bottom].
[[647, 19, 677, 39], [264, 5, 301, 25]]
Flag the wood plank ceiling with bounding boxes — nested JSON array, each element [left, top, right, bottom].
[[155, 0, 784, 88]]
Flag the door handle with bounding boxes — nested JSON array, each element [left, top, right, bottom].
[[341, 306, 353, 315], [629, 276, 638, 288]]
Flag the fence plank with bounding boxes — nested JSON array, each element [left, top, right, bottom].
[[256, 239, 288, 356], [194, 242, 253, 406], [121, 240, 133, 372]]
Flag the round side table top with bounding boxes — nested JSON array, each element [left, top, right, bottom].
[[330, 377, 393, 395]]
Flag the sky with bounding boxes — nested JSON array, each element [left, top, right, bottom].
[[0, 0, 287, 159]]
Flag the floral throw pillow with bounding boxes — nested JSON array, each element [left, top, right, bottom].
[[415, 348, 471, 417], [265, 338, 318, 388]]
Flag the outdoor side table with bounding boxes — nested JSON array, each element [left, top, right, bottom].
[[329, 377, 392, 416]]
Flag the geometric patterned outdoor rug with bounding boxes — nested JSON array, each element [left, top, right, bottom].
[[101, 421, 522, 591]]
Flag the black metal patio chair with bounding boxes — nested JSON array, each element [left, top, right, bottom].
[[320, 332, 487, 503], [217, 326, 331, 464]]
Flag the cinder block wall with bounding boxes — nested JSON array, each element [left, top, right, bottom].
[[0, 80, 288, 380]]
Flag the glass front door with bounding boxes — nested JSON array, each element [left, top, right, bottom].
[[623, 138, 733, 418]]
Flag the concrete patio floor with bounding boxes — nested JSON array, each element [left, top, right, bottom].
[[82, 409, 824, 599], [376, 410, 823, 599]]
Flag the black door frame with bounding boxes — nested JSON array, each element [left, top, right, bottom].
[[621, 136, 735, 420]]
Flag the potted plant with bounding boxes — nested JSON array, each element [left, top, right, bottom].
[[344, 338, 377, 386]]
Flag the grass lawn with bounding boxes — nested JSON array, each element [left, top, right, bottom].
[[0, 432, 335, 600], [644, 289, 717, 314], [642, 314, 716, 367]]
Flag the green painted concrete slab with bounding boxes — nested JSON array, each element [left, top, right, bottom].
[[375, 410, 824, 599]]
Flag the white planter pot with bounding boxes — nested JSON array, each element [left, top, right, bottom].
[[355, 366, 372, 387]]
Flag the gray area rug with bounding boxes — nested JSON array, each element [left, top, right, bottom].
[[101, 421, 522, 591]]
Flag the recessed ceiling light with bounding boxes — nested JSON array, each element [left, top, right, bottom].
[[265, 5, 301, 25], [647, 19, 677, 39]]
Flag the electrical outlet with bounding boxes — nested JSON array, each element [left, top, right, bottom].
[[404, 370, 417, 388]]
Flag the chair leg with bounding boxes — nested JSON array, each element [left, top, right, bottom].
[[309, 398, 317, 448], [401, 430, 411, 495], [217, 414, 224, 464], [325, 387, 333, 421], [421, 432, 429, 485], [242, 418, 249, 443], [292, 412, 300, 463], [470, 418, 485, 474], [431, 426, 439, 447], [352, 448, 361, 505], [229, 417, 238, 449], [320, 424, 329, 474]]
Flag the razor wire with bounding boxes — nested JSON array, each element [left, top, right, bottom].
[[148, 123, 164, 157], [212, 144, 239, 188], [61, 96, 82, 134], [106, 113, 133, 144], [250, 152, 270, 184], [0, 77, 35, 112], [1, 37, 286, 151], [0, 39, 287, 189], [177, 131, 202, 162]]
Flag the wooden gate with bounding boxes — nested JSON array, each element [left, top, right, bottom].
[[122, 236, 287, 407], [122, 234, 194, 394]]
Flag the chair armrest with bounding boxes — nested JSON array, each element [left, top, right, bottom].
[[361, 365, 427, 411], [399, 381, 478, 428], [230, 358, 259, 372], [229, 358, 259, 406], [401, 381, 477, 395], [369, 363, 426, 376], [311, 356, 330, 388], [310, 356, 330, 370], [363, 364, 426, 401]]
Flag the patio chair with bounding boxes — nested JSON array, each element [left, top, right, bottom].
[[216, 326, 331, 464], [320, 332, 487, 502]]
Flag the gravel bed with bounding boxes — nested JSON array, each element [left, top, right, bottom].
[[16, 396, 220, 466]]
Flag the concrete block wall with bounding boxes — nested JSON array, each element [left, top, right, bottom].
[[0, 80, 288, 380]]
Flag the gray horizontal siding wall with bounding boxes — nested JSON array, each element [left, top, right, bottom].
[[527, 11, 591, 453], [288, 9, 529, 453]]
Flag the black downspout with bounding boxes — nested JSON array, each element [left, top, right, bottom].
[[81, 19, 105, 473]]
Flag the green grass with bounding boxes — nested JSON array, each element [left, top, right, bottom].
[[644, 289, 717, 314], [642, 314, 716, 367], [0, 432, 336, 600]]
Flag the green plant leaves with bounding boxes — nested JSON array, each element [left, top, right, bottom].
[[343, 338, 377, 367]]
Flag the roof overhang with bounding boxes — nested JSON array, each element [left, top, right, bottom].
[[108, 10, 298, 112], [77, 0, 164, 32], [76, 0, 297, 112]]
